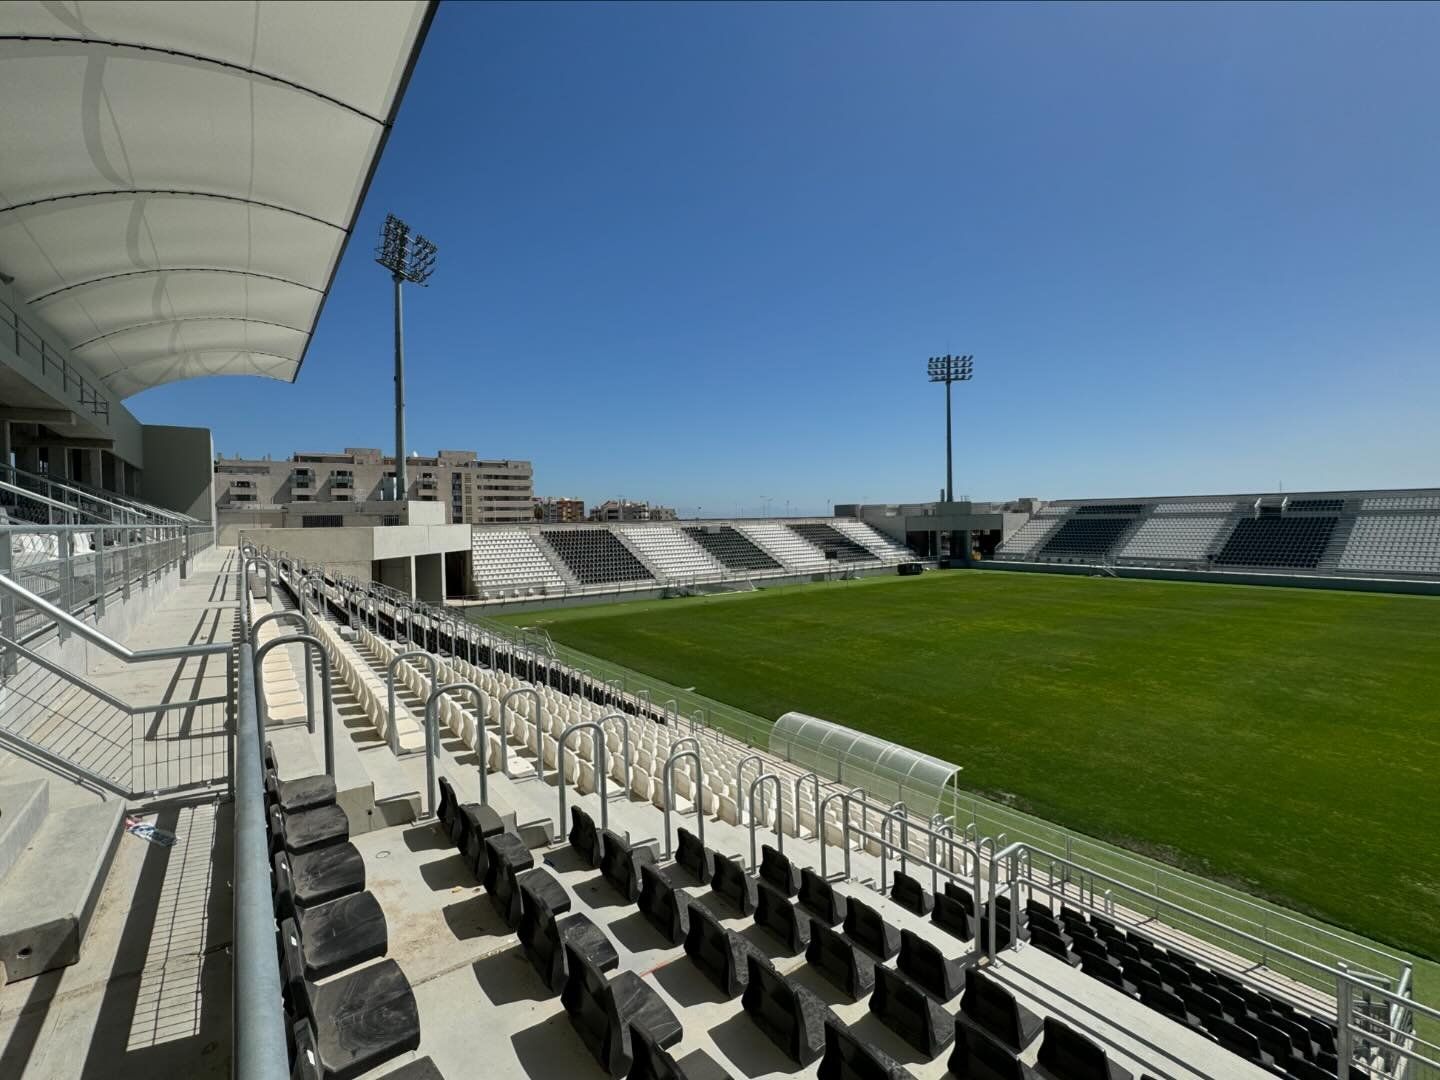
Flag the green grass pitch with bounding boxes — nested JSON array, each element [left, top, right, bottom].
[[505, 570, 1440, 962]]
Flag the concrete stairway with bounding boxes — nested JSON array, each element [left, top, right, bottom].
[[0, 778, 124, 983]]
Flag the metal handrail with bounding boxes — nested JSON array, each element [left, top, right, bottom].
[[253, 634, 334, 776], [425, 682, 491, 810], [498, 687, 544, 780], [387, 649, 438, 757], [557, 721, 608, 838], [252, 611, 315, 733], [747, 772, 783, 868], [661, 746, 704, 858], [0, 478, 111, 524], [597, 711, 633, 796], [233, 641, 289, 1079], [0, 571, 229, 662]]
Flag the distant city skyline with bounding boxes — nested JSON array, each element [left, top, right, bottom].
[[136, 2, 1440, 508]]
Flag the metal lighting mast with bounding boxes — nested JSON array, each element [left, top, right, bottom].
[[927, 354, 973, 503], [376, 214, 438, 501]]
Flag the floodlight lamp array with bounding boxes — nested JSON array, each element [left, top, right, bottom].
[[376, 212, 439, 285], [926, 354, 974, 383]]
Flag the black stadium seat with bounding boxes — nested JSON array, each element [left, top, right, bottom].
[[798, 867, 847, 926], [570, 806, 603, 866], [819, 1018, 916, 1080], [742, 953, 836, 1065], [948, 1022, 1037, 1080], [1036, 1017, 1134, 1080], [684, 905, 759, 998], [274, 875, 387, 980], [483, 831, 535, 927], [562, 942, 682, 1078], [285, 959, 420, 1080], [264, 749, 337, 814], [600, 829, 657, 903], [806, 918, 876, 1000], [897, 928, 964, 1002], [272, 845, 365, 922], [844, 896, 900, 961], [754, 880, 810, 954], [270, 802, 349, 855], [638, 863, 692, 946], [460, 803, 506, 879], [675, 826, 716, 884], [890, 871, 934, 916], [710, 852, 758, 916], [869, 965, 954, 1057], [759, 844, 801, 897], [956, 967, 1043, 1054], [518, 867, 620, 993]]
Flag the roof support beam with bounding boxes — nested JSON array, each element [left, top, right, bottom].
[[0, 407, 77, 424]]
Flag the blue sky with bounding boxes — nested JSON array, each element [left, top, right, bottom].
[[133, 1, 1440, 514]]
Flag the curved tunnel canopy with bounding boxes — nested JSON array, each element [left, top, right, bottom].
[[0, 1, 435, 398], [771, 711, 962, 818]]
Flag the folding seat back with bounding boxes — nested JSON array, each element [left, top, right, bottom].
[[843, 896, 900, 961], [741, 953, 831, 1065], [1122, 958, 1159, 990], [868, 965, 954, 1058], [629, 1024, 694, 1080], [931, 893, 975, 943], [459, 803, 505, 871], [484, 832, 535, 928], [1036, 1016, 1133, 1080], [759, 844, 801, 897], [436, 776, 458, 837], [1239, 1015, 1299, 1066], [819, 1018, 916, 1080], [958, 966, 1043, 1053], [683, 904, 752, 998], [1029, 926, 1073, 964], [638, 862, 690, 945], [897, 928, 963, 1002], [890, 872, 934, 916], [1140, 981, 1190, 1024], [1081, 953, 1128, 993], [710, 852, 758, 916], [1206, 1015, 1265, 1064], [805, 918, 876, 1001], [755, 880, 809, 954], [945, 880, 977, 915], [569, 805, 602, 866], [675, 827, 715, 885], [948, 1023, 1035, 1080], [798, 868, 847, 926], [561, 942, 631, 1076], [600, 829, 656, 903], [1181, 985, 1224, 1023], [518, 868, 572, 974]]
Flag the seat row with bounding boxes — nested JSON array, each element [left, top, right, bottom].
[[263, 744, 431, 1080]]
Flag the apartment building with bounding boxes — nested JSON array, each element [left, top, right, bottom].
[[535, 496, 585, 523], [215, 447, 533, 525], [587, 498, 677, 522]]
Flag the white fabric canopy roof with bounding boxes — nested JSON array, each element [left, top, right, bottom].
[[0, 1, 434, 398]]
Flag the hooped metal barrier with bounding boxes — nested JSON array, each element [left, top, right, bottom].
[[250, 611, 316, 734], [596, 711, 633, 795], [735, 752, 764, 824], [794, 772, 821, 840], [497, 687, 542, 778], [982, 841, 1387, 1074], [879, 802, 910, 887], [421, 682, 490, 817], [242, 555, 274, 609], [747, 772, 784, 869], [387, 649, 438, 757], [557, 721, 608, 838], [252, 633, 334, 776], [834, 800, 985, 911], [661, 746, 704, 858]]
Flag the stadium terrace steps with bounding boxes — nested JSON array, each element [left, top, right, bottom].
[[471, 528, 570, 598], [616, 525, 727, 580], [830, 519, 917, 563], [787, 522, 877, 564], [682, 525, 783, 572], [541, 528, 655, 586], [734, 521, 832, 572]]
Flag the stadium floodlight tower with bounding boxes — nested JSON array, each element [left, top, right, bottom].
[[927, 354, 973, 503], [376, 213, 438, 501]]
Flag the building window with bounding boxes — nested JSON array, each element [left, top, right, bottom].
[[302, 515, 343, 528]]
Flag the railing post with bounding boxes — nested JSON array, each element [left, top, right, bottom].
[[57, 529, 72, 642], [121, 533, 132, 600], [0, 534, 15, 677], [93, 527, 106, 619], [234, 642, 291, 1079], [1335, 968, 1353, 1077]]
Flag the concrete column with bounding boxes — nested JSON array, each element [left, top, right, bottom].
[[414, 553, 444, 603], [85, 449, 103, 487], [0, 421, 11, 470]]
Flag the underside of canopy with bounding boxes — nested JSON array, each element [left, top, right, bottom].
[[0, 1, 436, 399]]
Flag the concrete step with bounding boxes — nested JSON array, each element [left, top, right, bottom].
[[0, 779, 50, 883], [0, 797, 124, 981]]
